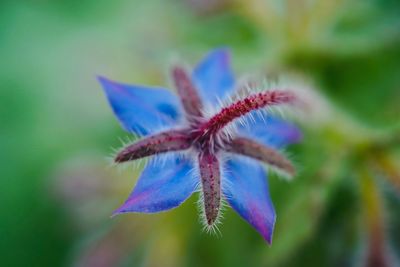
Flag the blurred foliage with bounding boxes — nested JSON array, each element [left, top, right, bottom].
[[0, 0, 399, 267]]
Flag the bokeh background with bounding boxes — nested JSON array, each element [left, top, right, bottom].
[[1, 0, 400, 266]]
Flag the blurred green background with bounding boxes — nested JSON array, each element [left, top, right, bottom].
[[1, 0, 400, 266]]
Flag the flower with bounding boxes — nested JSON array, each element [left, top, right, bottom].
[[98, 48, 301, 244]]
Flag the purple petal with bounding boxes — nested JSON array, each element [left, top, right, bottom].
[[114, 156, 197, 214], [98, 76, 182, 135], [239, 114, 302, 148], [192, 48, 235, 104], [223, 157, 275, 243]]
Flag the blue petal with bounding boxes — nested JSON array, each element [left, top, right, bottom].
[[192, 48, 235, 104], [223, 157, 275, 243], [113, 156, 197, 214], [238, 113, 302, 148], [98, 76, 182, 135]]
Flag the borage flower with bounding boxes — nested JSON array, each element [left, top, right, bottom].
[[99, 49, 301, 244]]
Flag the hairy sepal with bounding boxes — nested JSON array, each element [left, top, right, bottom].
[[226, 137, 295, 177], [115, 129, 191, 162], [198, 150, 222, 227]]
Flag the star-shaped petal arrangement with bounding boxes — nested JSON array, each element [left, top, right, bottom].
[[99, 48, 302, 244]]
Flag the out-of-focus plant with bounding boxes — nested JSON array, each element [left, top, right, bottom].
[[280, 83, 400, 267]]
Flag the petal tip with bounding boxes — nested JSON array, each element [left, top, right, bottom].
[[209, 47, 231, 63], [111, 205, 131, 217], [270, 213, 277, 243], [263, 228, 274, 245], [262, 215, 276, 245], [97, 75, 112, 86], [110, 212, 120, 218], [212, 46, 231, 54], [97, 75, 116, 96], [97, 75, 119, 92]]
